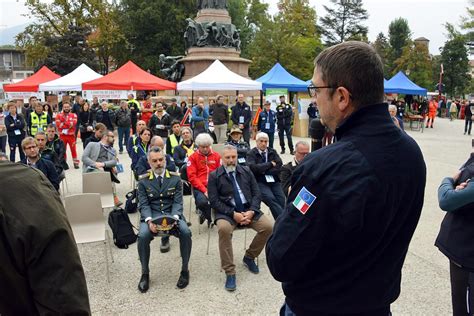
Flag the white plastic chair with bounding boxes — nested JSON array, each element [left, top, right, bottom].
[[64, 193, 114, 282], [82, 171, 115, 209]]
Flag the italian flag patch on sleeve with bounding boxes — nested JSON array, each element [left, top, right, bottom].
[[292, 186, 317, 215]]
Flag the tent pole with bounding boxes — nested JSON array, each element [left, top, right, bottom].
[[191, 90, 194, 106], [260, 90, 263, 109]]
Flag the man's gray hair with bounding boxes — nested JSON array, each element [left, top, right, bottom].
[[223, 144, 237, 152], [150, 135, 164, 148], [388, 104, 397, 111], [147, 146, 163, 158], [35, 131, 46, 137], [256, 132, 269, 141], [195, 133, 214, 147], [101, 101, 108, 106], [181, 126, 193, 136], [295, 140, 309, 149]]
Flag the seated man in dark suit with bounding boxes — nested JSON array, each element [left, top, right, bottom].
[[280, 141, 310, 198], [136, 146, 192, 293], [208, 145, 273, 291], [246, 132, 285, 219], [21, 136, 59, 191]]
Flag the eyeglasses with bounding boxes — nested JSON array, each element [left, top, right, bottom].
[[307, 83, 335, 97]]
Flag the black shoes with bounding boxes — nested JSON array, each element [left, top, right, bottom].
[[138, 274, 149, 293], [160, 237, 170, 253], [280, 150, 285, 154], [177, 270, 190, 289], [289, 150, 295, 155]]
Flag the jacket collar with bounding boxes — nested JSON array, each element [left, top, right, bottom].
[[148, 169, 170, 180], [216, 164, 243, 177], [334, 103, 393, 141]]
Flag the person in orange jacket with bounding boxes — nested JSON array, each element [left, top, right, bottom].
[[55, 102, 79, 168], [186, 133, 221, 225], [426, 98, 438, 128]]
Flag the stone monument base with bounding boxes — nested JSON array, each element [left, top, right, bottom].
[[180, 47, 251, 80]]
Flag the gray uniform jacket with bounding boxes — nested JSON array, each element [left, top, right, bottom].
[[207, 164, 262, 225], [81, 141, 117, 172], [137, 170, 183, 222]]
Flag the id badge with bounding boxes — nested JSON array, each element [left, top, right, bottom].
[[238, 157, 246, 164], [14, 129, 21, 136], [62, 129, 68, 135], [239, 116, 244, 124], [156, 124, 164, 129], [265, 122, 270, 130], [265, 175, 275, 183], [116, 163, 124, 173]]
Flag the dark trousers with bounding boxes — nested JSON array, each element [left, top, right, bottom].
[[193, 189, 212, 222], [137, 219, 192, 274], [450, 261, 474, 316], [242, 127, 250, 143], [465, 116, 472, 135], [278, 125, 293, 152], [8, 136, 25, 162], [131, 118, 137, 135], [258, 182, 285, 219], [0, 135, 6, 153], [280, 303, 391, 316], [117, 126, 130, 153]]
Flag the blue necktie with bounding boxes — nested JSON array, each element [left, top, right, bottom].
[[229, 171, 245, 212]]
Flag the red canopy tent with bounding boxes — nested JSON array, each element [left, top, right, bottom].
[[4, 66, 60, 92], [82, 61, 177, 90]]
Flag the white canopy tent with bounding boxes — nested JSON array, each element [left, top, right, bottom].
[[39, 63, 102, 91], [177, 60, 262, 91]]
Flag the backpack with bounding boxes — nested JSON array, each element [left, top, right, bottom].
[[108, 207, 137, 249], [125, 189, 138, 213]]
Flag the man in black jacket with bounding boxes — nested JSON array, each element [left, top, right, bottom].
[[21, 137, 60, 191], [266, 41, 426, 316], [246, 132, 285, 220], [208, 145, 273, 291], [166, 98, 183, 123], [276, 95, 294, 155], [279, 140, 309, 198], [95, 101, 115, 131], [231, 94, 252, 143], [211, 95, 229, 143], [5, 102, 26, 162]]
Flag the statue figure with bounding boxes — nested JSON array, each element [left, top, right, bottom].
[[216, 25, 232, 47], [198, 0, 227, 10], [197, 21, 219, 47], [232, 29, 241, 51], [184, 18, 198, 50], [159, 54, 185, 82]]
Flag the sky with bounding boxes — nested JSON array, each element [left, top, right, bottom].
[[0, 0, 470, 55]]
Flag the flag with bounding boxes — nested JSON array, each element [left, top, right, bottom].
[[292, 186, 317, 215]]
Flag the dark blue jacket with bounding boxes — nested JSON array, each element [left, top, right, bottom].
[[266, 103, 426, 315], [231, 102, 252, 129], [257, 109, 276, 134], [5, 114, 26, 138], [21, 158, 60, 191]]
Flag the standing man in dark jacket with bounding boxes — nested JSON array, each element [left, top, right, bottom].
[[127, 93, 141, 134], [5, 102, 26, 162], [166, 97, 184, 123], [96, 101, 116, 131], [279, 140, 309, 198], [115, 100, 131, 154], [464, 101, 473, 135], [246, 132, 285, 220], [0, 161, 90, 315], [211, 95, 229, 143], [276, 95, 294, 155], [266, 41, 426, 316], [208, 145, 273, 291], [257, 100, 277, 148], [231, 94, 252, 143]]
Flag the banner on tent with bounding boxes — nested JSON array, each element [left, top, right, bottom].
[[266, 88, 288, 111], [83, 90, 135, 100], [5, 91, 45, 102], [298, 97, 312, 120]]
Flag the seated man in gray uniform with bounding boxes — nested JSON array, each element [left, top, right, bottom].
[[137, 146, 192, 293]]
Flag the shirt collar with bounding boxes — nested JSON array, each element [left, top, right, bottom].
[[153, 169, 166, 179]]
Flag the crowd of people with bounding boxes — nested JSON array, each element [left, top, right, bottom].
[[1, 40, 473, 316]]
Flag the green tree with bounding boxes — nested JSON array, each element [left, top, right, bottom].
[[394, 41, 433, 90], [319, 0, 369, 46], [387, 17, 411, 74], [372, 32, 390, 76], [117, 0, 196, 74], [441, 24, 471, 97], [461, 0, 474, 48]]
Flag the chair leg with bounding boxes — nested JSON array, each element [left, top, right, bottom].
[[64, 177, 69, 193], [206, 224, 211, 255], [244, 228, 247, 251], [104, 240, 110, 283], [106, 230, 114, 263]]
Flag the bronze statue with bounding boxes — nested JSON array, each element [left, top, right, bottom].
[[159, 54, 185, 82], [198, 0, 227, 10]]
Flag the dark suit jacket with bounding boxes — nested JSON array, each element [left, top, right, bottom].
[[208, 164, 262, 225], [280, 160, 298, 198], [21, 158, 60, 191], [137, 170, 183, 222], [246, 147, 283, 183]]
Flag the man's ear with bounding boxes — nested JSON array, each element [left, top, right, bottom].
[[335, 87, 352, 112]]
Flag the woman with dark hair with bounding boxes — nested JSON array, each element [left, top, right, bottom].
[[78, 102, 94, 149], [43, 103, 54, 121], [131, 127, 151, 174]]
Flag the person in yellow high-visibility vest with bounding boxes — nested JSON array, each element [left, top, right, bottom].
[[27, 103, 52, 136], [166, 120, 182, 155], [127, 94, 141, 134]]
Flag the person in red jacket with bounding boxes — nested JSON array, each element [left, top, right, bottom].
[[55, 102, 79, 169], [187, 133, 221, 225], [426, 98, 438, 128]]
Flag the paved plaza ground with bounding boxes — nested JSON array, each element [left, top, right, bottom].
[[44, 117, 473, 315]]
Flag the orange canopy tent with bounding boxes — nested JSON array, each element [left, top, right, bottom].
[[4, 66, 60, 92], [82, 61, 177, 91]]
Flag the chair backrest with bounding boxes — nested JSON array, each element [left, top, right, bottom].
[[82, 171, 114, 208], [64, 193, 105, 244], [213, 143, 226, 157]]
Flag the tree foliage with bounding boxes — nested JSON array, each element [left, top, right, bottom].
[[441, 24, 471, 97], [319, 0, 369, 46], [394, 41, 433, 90], [372, 32, 390, 75], [248, 0, 322, 79], [387, 17, 411, 74]]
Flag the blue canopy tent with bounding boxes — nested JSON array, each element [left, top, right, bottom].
[[384, 71, 427, 96], [256, 63, 308, 92]]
